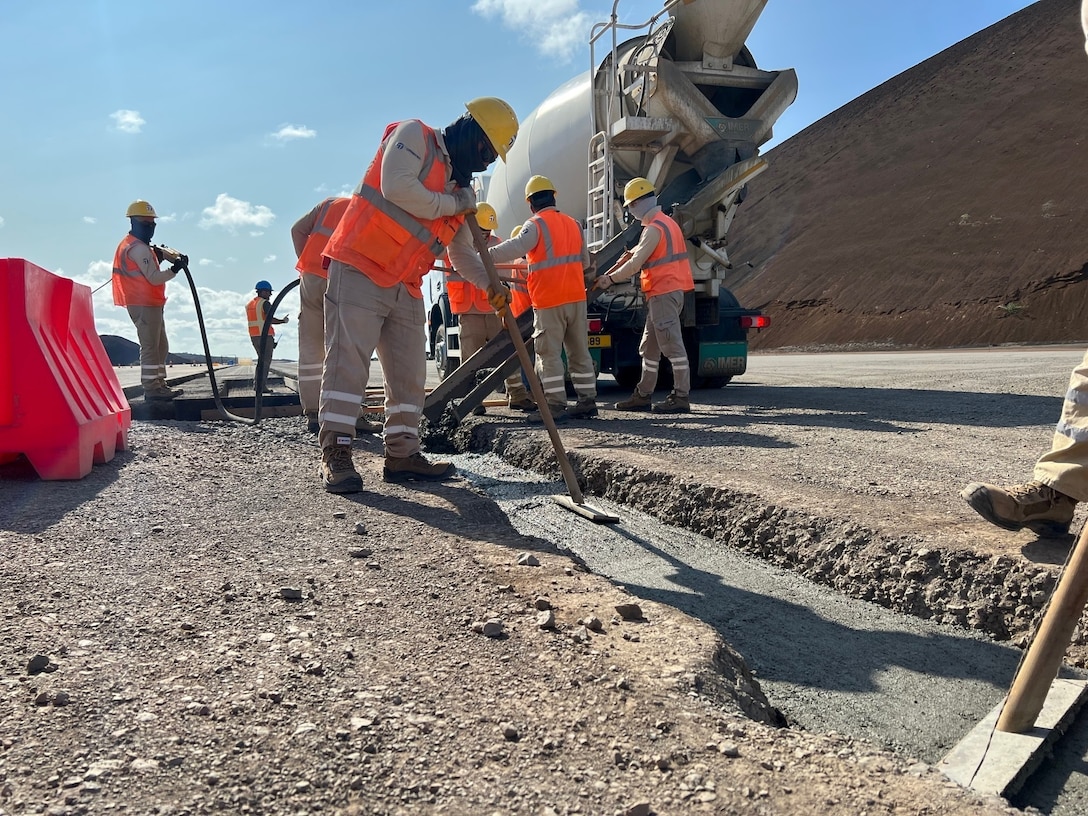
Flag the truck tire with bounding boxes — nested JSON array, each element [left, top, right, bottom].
[[435, 324, 458, 380], [614, 364, 642, 390]]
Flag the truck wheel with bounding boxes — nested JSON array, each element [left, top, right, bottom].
[[435, 325, 457, 380]]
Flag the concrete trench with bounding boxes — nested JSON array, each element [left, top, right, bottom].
[[426, 419, 1078, 664]]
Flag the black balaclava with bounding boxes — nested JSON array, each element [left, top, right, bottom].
[[444, 114, 493, 187], [130, 218, 156, 244]]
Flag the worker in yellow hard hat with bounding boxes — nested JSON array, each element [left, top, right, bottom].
[[595, 178, 695, 414], [487, 175, 597, 422], [315, 97, 519, 493], [443, 203, 534, 413], [111, 200, 188, 401]]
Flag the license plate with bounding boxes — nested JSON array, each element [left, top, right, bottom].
[[587, 335, 611, 348]]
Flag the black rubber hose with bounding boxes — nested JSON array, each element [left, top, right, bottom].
[[177, 265, 299, 425]]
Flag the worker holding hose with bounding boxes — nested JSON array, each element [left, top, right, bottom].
[[111, 199, 187, 401], [316, 97, 517, 493]]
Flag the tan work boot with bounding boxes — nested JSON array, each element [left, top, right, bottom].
[[615, 390, 651, 411], [305, 413, 319, 434], [652, 392, 690, 414], [356, 414, 383, 435], [144, 384, 181, 401], [383, 452, 456, 482], [568, 397, 598, 419], [507, 395, 536, 411], [960, 480, 1076, 537], [320, 441, 363, 494]]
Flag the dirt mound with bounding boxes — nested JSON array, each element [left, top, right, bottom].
[[727, 0, 1088, 351]]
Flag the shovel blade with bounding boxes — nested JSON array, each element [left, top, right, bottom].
[[553, 495, 620, 524]]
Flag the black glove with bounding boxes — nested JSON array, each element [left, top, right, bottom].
[[170, 255, 189, 273]]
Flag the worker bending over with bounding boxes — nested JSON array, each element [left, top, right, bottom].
[[488, 175, 597, 422], [317, 97, 517, 493], [596, 178, 694, 414]]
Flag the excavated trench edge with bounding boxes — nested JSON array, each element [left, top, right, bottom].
[[436, 422, 1088, 669]]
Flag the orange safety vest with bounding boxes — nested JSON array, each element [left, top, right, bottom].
[[445, 234, 498, 315], [112, 234, 166, 308], [324, 121, 463, 298], [296, 197, 350, 279], [246, 296, 275, 338], [524, 209, 586, 309], [507, 261, 531, 317], [640, 211, 695, 297]]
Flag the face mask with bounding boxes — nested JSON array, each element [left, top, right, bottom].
[[130, 219, 156, 243], [629, 195, 657, 221]]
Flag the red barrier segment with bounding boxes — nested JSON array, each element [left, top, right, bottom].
[[0, 258, 131, 479]]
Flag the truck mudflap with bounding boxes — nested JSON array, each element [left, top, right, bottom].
[[696, 341, 748, 378]]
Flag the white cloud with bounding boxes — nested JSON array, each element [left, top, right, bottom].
[[198, 258, 215, 267], [83, 216, 96, 224], [110, 109, 145, 133], [199, 193, 275, 231], [270, 124, 317, 142], [263, 254, 277, 263], [0, 216, 5, 229], [471, 0, 590, 60]]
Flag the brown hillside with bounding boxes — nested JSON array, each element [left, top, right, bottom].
[[727, 0, 1088, 350]]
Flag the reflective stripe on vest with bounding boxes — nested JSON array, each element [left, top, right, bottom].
[[323, 121, 462, 297], [246, 296, 275, 338], [112, 234, 166, 308], [525, 210, 586, 309], [296, 197, 350, 278], [639, 212, 695, 297]]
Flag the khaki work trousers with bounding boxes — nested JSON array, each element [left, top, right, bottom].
[[298, 272, 327, 414], [1035, 347, 1088, 501], [127, 305, 169, 389], [319, 260, 424, 458], [636, 290, 691, 398], [457, 312, 529, 400], [250, 335, 277, 389], [533, 300, 596, 408]]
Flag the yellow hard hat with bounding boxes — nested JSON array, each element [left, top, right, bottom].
[[126, 199, 158, 219], [465, 97, 518, 162], [510, 225, 523, 238], [623, 178, 656, 207], [475, 202, 498, 231], [524, 175, 556, 200]]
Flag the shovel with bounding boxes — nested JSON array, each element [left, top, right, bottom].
[[465, 217, 619, 524]]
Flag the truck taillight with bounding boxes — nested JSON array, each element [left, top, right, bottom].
[[587, 317, 603, 333], [739, 315, 769, 329]]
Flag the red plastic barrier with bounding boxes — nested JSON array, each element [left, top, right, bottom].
[[0, 258, 131, 479]]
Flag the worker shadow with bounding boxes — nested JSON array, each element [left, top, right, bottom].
[[331, 476, 558, 556], [0, 451, 127, 534], [604, 523, 1024, 697]]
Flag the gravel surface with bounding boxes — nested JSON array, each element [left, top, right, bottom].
[[1, 410, 1025, 816]]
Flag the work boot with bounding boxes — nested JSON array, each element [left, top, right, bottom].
[[568, 397, 598, 419], [507, 395, 536, 411], [305, 413, 319, 434], [614, 390, 651, 411], [356, 414, 383, 435], [960, 480, 1076, 537], [320, 442, 363, 494], [383, 452, 456, 482], [652, 392, 690, 414], [144, 385, 181, 401], [472, 404, 487, 416], [528, 403, 569, 424]]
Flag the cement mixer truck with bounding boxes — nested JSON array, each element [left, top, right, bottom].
[[423, 0, 796, 419]]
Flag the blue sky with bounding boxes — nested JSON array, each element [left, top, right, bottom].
[[1, 0, 1038, 360]]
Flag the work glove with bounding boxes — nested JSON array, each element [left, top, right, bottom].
[[169, 255, 188, 273], [487, 283, 511, 316], [593, 273, 614, 291], [452, 188, 478, 215]]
